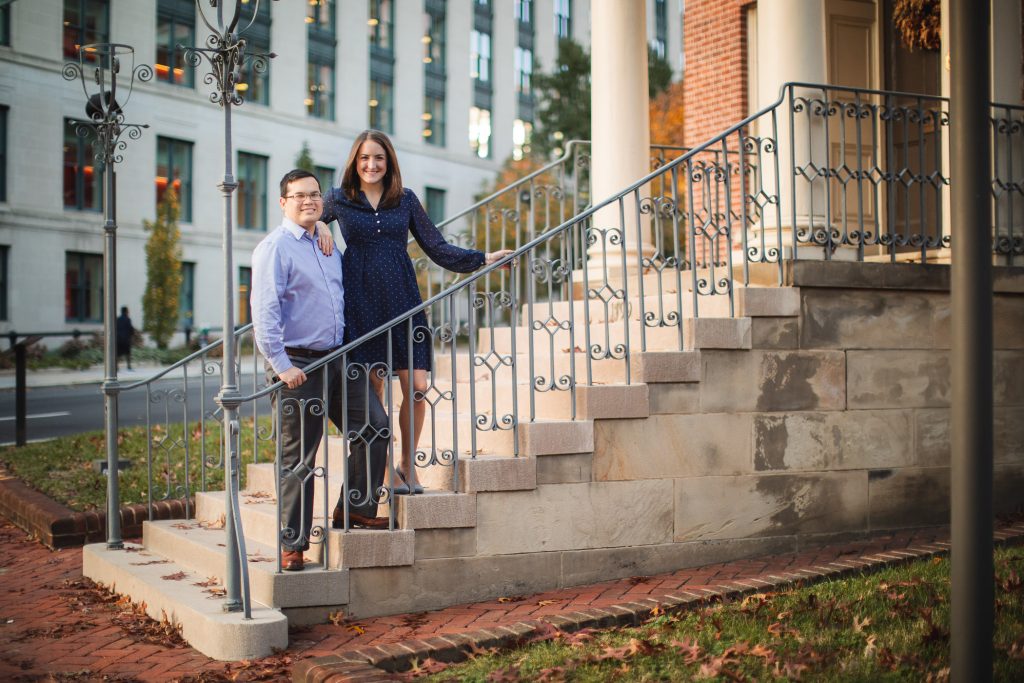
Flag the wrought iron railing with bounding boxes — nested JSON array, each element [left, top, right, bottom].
[[117, 82, 1022, 616]]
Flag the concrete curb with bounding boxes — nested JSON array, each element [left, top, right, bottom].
[[292, 521, 1024, 682], [0, 470, 190, 548]]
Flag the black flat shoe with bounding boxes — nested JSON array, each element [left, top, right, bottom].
[[398, 469, 425, 495]]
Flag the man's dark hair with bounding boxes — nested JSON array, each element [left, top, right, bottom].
[[279, 169, 320, 197], [120, 306, 128, 315]]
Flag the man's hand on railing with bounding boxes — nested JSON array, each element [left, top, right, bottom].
[[278, 366, 307, 389], [485, 249, 516, 269]]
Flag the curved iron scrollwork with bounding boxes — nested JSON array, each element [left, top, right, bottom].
[[583, 226, 627, 361], [410, 325, 457, 470], [791, 90, 950, 258], [148, 387, 189, 503], [472, 291, 516, 432], [62, 45, 152, 167]]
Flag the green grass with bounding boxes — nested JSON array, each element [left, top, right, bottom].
[[419, 546, 1024, 681], [0, 417, 273, 511]]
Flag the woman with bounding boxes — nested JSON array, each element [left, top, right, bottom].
[[318, 130, 511, 495]]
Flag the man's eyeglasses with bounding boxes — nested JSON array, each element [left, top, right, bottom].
[[284, 192, 323, 202]]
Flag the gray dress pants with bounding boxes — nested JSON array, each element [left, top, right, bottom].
[[269, 357, 388, 551]]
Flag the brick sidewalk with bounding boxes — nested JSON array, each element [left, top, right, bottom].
[[1, 518, 1021, 682]]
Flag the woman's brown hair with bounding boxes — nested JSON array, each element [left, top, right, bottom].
[[340, 129, 404, 209]]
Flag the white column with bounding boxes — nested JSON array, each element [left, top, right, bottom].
[[586, 0, 654, 285], [755, 0, 827, 244]]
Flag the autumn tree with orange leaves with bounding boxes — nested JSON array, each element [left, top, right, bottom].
[[649, 80, 685, 147]]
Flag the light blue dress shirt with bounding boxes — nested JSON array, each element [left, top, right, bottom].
[[251, 218, 345, 375]]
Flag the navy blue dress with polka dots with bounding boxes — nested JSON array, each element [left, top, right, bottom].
[[321, 187, 484, 371]]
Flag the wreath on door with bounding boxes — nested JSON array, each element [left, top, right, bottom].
[[893, 0, 941, 51]]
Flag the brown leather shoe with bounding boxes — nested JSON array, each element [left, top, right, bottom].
[[332, 506, 390, 530], [349, 512, 389, 530], [281, 550, 304, 571]]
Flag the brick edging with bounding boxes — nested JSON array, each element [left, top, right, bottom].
[[293, 522, 1024, 683], [0, 472, 190, 548]]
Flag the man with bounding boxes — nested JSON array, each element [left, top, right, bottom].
[[116, 306, 134, 370], [251, 169, 389, 572]]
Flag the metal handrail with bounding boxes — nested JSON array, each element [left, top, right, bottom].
[[119, 324, 252, 391], [118, 81, 1023, 610]]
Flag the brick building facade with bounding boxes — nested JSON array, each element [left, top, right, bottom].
[[682, 0, 752, 148]]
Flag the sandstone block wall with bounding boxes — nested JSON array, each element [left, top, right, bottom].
[[591, 262, 1024, 548]]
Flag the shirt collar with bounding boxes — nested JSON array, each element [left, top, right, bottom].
[[281, 217, 316, 240]]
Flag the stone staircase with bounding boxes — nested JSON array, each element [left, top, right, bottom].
[[82, 276, 789, 659], [83, 261, 1024, 660]]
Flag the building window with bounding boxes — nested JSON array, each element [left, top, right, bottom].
[[653, 0, 667, 59], [307, 1, 337, 120], [515, 46, 533, 96], [369, 78, 393, 133], [307, 62, 335, 119], [469, 106, 491, 159], [423, 94, 445, 146], [554, 0, 571, 38], [63, 119, 103, 211], [156, 136, 193, 222], [424, 1, 447, 146], [515, 0, 532, 23], [238, 266, 252, 326], [0, 106, 7, 203], [424, 187, 446, 224], [0, 2, 10, 46], [0, 245, 8, 321], [369, 0, 395, 134], [516, 0, 535, 138], [314, 165, 335, 192], [237, 1, 271, 105], [307, 0, 334, 32], [237, 152, 268, 230], [369, 0, 392, 50], [513, 119, 532, 161], [424, 2, 446, 70], [179, 261, 194, 331], [65, 251, 103, 322], [156, 0, 194, 87], [472, 2, 493, 114], [63, 0, 110, 60], [470, 30, 491, 84]]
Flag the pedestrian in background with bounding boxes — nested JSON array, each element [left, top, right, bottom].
[[116, 306, 135, 371]]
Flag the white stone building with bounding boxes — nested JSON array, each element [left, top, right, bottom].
[[0, 0, 683, 340]]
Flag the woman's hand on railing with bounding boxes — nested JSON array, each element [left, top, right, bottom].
[[316, 222, 335, 256], [484, 249, 516, 269]]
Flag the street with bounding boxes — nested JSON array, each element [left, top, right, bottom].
[[0, 378, 272, 446]]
